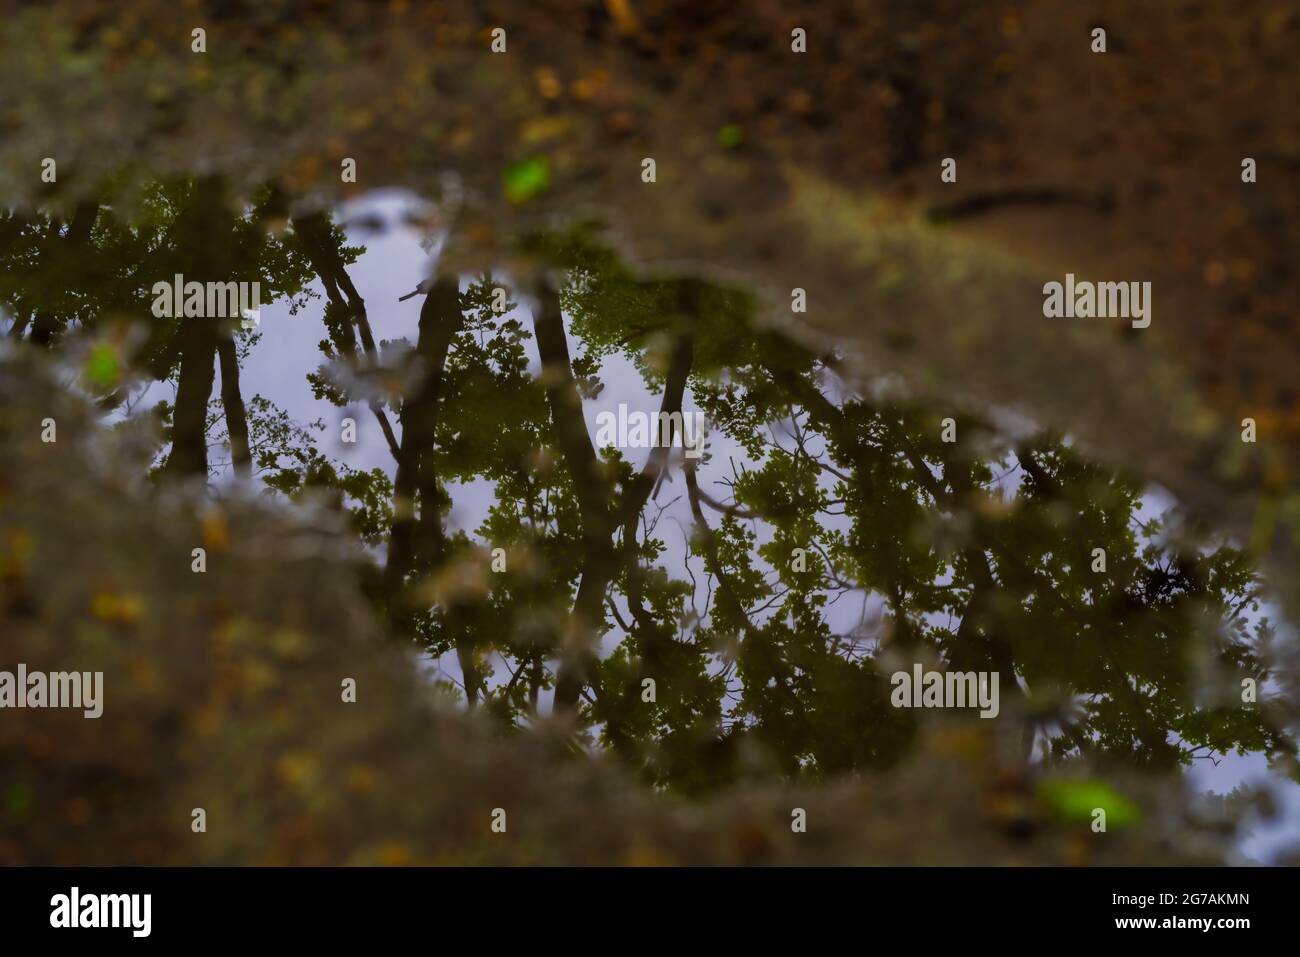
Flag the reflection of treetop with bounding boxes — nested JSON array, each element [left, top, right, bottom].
[[2, 183, 1291, 793]]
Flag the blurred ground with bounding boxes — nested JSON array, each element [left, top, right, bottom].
[[0, 356, 1234, 864]]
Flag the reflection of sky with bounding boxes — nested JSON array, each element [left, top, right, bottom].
[[221, 191, 1298, 863]]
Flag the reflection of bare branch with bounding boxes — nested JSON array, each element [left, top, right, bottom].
[[606, 597, 632, 633], [612, 323, 666, 348], [291, 213, 402, 465], [692, 482, 759, 519], [641, 494, 681, 540]]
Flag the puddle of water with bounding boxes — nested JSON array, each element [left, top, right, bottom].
[[2, 182, 1298, 863]]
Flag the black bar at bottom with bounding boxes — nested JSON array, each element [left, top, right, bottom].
[[0, 866, 1277, 942]]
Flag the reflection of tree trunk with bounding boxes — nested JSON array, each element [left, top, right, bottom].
[[27, 311, 57, 347], [165, 318, 217, 478], [0, 215, 32, 337], [382, 273, 484, 704], [294, 213, 480, 700], [386, 274, 462, 584], [533, 274, 699, 720], [27, 312, 56, 345], [619, 282, 697, 513], [29, 201, 99, 347], [217, 334, 251, 477], [531, 272, 619, 714], [163, 182, 226, 480], [613, 294, 697, 728], [64, 201, 98, 246]]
